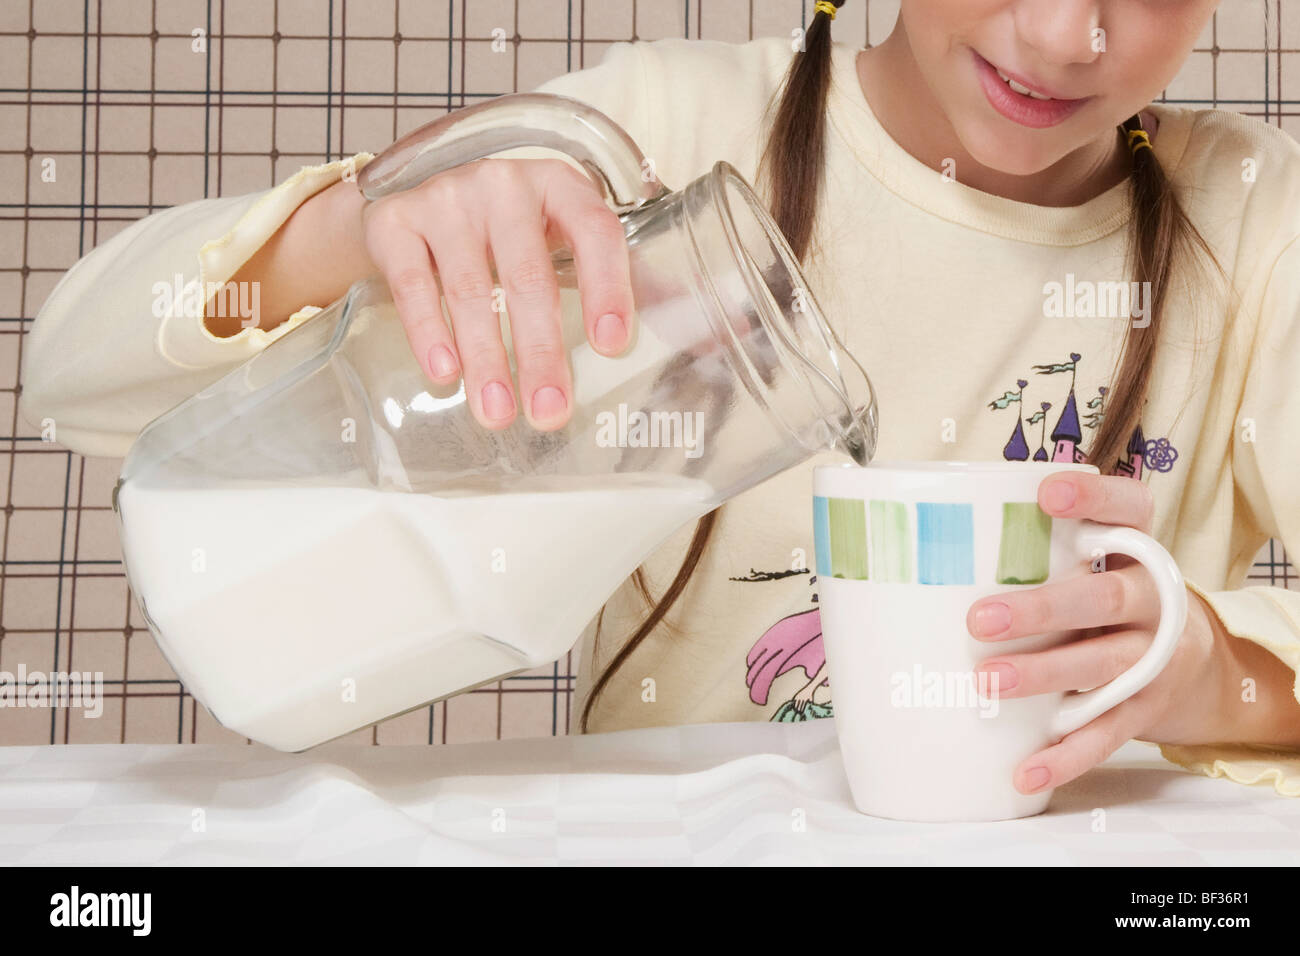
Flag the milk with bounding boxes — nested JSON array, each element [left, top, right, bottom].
[[116, 476, 713, 750]]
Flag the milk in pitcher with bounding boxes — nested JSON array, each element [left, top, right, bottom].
[[117, 474, 713, 750]]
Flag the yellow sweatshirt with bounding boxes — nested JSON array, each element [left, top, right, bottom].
[[20, 37, 1300, 793]]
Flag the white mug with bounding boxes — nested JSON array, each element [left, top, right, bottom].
[[812, 461, 1187, 821]]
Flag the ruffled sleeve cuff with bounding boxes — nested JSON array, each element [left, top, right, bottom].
[[1158, 743, 1300, 796], [1158, 581, 1300, 796], [158, 152, 373, 369]]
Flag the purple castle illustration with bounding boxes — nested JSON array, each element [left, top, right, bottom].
[[1050, 386, 1086, 462], [990, 352, 1167, 478], [1001, 379, 1031, 460], [1114, 422, 1146, 479], [1033, 402, 1051, 461], [1039, 353, 1085, 463]]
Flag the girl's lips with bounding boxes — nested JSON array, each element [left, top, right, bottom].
[[972, 51, 1090, 129]]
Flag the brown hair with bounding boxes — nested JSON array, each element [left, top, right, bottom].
[[580, 0, 1211, 732]]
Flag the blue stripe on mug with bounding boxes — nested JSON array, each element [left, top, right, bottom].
[[916, 502, 975, 586], [813, 495, 832, 577]]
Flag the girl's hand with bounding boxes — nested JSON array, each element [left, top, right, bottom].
[[965, 472, 1238, 796], [360, 157, 635, 431]]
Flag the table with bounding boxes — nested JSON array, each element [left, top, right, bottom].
[[1, 720, 1296, 865]]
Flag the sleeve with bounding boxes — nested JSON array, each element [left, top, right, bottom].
[[1159, 234, 1300, 795], [18, 154, 373, 458]]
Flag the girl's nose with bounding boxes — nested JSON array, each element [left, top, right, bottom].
[[1012, 0, 1104, 68]]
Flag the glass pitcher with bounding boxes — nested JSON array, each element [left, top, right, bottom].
[[113, 92, 877, 751]]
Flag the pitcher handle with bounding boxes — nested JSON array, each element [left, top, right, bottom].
[[358, 92, 670, 213]]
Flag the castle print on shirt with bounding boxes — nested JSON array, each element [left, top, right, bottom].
[[988, 351, 1180, 475], [733, 350, 1181, 723]]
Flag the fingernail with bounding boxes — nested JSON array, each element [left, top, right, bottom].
[[530, 385, 567, 421], [481, 381, 515, 422], [979, 662, 1018, 694], [1043, 479, 1076, 513], [973, 602, 1011, 637], [1022, 766, 1052, 793], [427, 345, 458, 379], [594, 313, 626, 352]]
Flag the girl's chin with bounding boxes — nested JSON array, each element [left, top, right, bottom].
[[960, 131, 1072, 179], [977, 155, 1061, 178]]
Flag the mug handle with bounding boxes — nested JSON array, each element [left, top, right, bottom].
[[1049, 522, 1188, 738]]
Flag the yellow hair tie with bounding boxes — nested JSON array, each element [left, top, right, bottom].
[[814, 0, 838, 19], [1126, 128, 1153, 156]]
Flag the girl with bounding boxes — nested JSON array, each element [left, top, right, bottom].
[[21, 0, 1300, 796]]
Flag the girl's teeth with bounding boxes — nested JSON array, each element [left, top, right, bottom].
[[994, 66, 1054, 101]]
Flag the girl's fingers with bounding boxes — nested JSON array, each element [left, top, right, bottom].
[[539, 165, 635, 356], [373, 231, 458, 383], [425, 224, 519, 428], [976, 627, 1151, 699], [365, 158, 633, 432], [1038, 472, 1156, 532], [968, 563, 1162, 641], [485, 181, 572, 431], [1013, 690, 1162, 794]]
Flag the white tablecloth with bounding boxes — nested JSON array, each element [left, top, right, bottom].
[[1, 720, 1296, 865]]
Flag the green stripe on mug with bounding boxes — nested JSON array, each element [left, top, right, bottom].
[[996, 502, 1052, 585], [869, 500, 911, 582], [827, 497, 869, 579]]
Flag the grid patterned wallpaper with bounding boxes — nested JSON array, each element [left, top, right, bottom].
[[1, 0, 1296, 747]]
